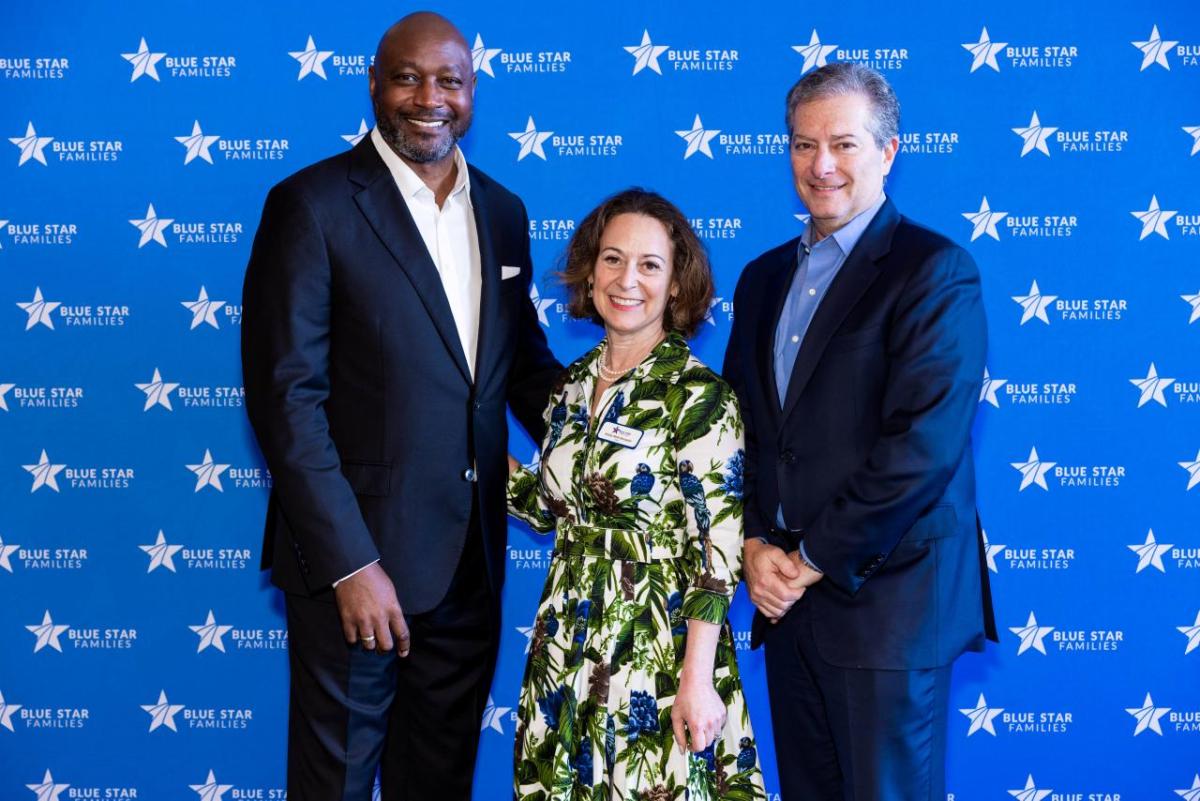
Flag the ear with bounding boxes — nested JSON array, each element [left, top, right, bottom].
[[368, 65, 377, 97], [880, 135, 899, 177]]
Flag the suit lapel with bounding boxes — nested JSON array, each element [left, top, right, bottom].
[[348, 139, 472, 385], [756, 240, 802, 420], [780, 200, 899, 419], [469, 171, 501, 395]]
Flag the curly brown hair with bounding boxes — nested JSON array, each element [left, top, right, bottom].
[[558, 188, 714, 338]]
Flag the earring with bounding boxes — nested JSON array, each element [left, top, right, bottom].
[[587, 282, 593, 298]]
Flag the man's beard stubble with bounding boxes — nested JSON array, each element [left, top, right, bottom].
[[374, 100, 470, 164]]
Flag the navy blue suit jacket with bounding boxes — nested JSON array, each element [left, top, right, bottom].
[[242, 138, 560, 614], [724, 199, 997, 669]]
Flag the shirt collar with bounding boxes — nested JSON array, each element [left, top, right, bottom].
[[802, 192, 887, 258], [370, 126, 471, 203]]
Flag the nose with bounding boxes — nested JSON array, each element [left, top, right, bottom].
[[809, 146, 837, 177], [618, 259, 639, 288], [414, 78, 444, 108]]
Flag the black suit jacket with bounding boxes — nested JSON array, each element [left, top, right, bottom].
[[241, 138, 560, 614], [724, 199, 997, 669]]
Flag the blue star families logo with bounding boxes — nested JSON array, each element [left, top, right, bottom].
[[187, 449, 272, 492], [528, 216, 575, 242], [792, 30, 838, 73], [1008, 611, 1054, 655], [26, 611, 69, 652], [131, 202, 243, 247], [342, 119, 370, 147], [962, 197, 1007, 241], [675, 114, 786, 159], [135, 367, 244, 411], [24, 449, 133, 491], [1180, 449, 1200, 491], [492, 38, 571, 75], [1177, 775, 1200, 801], [3, 689, 89, 731], [1126, 693, 1170, 735], [529, 284, 557, 328], [507, 115, 622, 160], [9, 122, 53, 166], [0, 217, 77, 247], [140, 531, 250, 574], [959, 693, 1003, 736], [0, 53, 69, 79], [1178, 611, 1200, 655], [189, 770, 280, 801], [624, 28, 739, 74], [1, 378, 85, 410], [481, 694, 513, 733], [471, 33, 502, 77], [123, 36, 236, 80], [289, 35, 334, 80], [1131, 25, 1199, 71], [0, 536, 18, 572], [16, 287, 130, 329], [26, 770, 70, 801], [897, 129, 959, 155], [991, 370, 1078, 407], [1012, 111, 1130, 155], [11, 537, 88, 571], [962, 27, 1077, 72], [1133, 362, 1200, 406], [1131, 195, 1182, 240], [1008, 775, 1052, 801], [961, 692, 1074, 737], [28, 608, 137, 651], [1048, 616, 1125, 654], [508, 545, 552, 570], [993, 539, 1076, 572], [190, 614, 289, 654], [1013, 446, 1124, 490], [1011, 279, 1126, 324], [806, 29, 909, 72], [966, 195, 1077, 239], [1129, 529, 1173, 573], [1185, 126, 1200, 156], [142, 690, 254, 731], [688, 214, 744, 242], [178, 121, 286, 164], [181, 286, 237, 329]]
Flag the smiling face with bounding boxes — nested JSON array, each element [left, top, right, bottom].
[[591, 213, 677, 345], [789, 92, 897, 239], [369, 15, 474, 166]]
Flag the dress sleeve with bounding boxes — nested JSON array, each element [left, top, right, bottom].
[[507, 464, 557, 533], [674, 378, 745, 625]]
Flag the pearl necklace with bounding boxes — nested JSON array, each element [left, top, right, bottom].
[[598, 335, 664, 383]]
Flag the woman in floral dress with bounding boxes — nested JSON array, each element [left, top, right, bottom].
[[506, 189, 765, 801]]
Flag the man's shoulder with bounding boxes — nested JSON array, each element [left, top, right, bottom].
[[267, 149, 355, 205], [466, 162, 525, 214], [740, 236, 801, 285], [892, 215, 971, 265]]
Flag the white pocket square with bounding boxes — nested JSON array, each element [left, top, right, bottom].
[[501, 265, 521, 281]]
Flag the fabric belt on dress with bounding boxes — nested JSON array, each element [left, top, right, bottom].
[[555, 522, 687, 563]]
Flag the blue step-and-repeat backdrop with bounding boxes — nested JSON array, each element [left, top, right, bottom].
[[2, 1, 1198, 799]]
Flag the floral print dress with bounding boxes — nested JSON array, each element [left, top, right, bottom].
[[507, 333, 765, 801]]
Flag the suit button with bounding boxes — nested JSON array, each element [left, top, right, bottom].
[[779, 450, 796, 465], [473, 400, 481, 411], [463, 468, 477, 482]]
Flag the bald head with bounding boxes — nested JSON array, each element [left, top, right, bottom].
[[375, 12, 471, 71]]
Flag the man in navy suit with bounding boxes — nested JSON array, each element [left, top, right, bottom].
[[241, 12, 559, 801], [723, 63, 996, 800]]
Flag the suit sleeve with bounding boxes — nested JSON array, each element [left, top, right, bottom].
[[723, 271, 788, 551], [241, 182, 379, 591], [505, 200, 562, 443], [802, 246, 987, 595]]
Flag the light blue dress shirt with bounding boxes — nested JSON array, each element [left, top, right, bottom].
[[772, 194, 887, 562]]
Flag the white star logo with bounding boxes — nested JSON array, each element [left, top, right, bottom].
[[1185, 127, 1200, 157], [0, 383, 12, 411], [141, 689, 185, 732], [1177, 775, 1200, 801], [1131, 195, 1177, 241], [0, 689, 22, 731], [480, 694, 510, 733], [1126, 692, 1170, 735], [792, 29, 838, 74], [676, 114, 720, 160], [129, 203, 174, 249], [517, 624, 534, 653], [23, 449, 66, 493], [26, 610, 69, 652], [705, 297, 724, 326], [26, 769, 70, 801], [471, 33, 502, 78], [1182, 292, 1200, 324], [17, 287, 61, 330], [121, 37, 165, 82], [187, 449, 229, 492], [794, 213, 811, 225], [959, 693, 1004, 736], [190, 769, 233, 801], [963, 27, 1007, 73], [980, 367, 1007, 407], [1009, 611, 1054, 655], [289, 35, 333, 80], [135, 368, 180, 411], [1012, 111, 1058, 157], [0, 218, 8, 248], [1179, 449, 1200, 491], [190, 610, 233, 653], [625, 29, 669, 75], [342, 119, 369, 147], [9, 122, 53, 167], [1132, 25, 1177, 71], [1009, 775, 1052, 801], [140, 530, 184, 573], [1011, 447, 1055, 492], [182, 286, 226, 330], [982, 530, 1004, 573], [509, 117, 553, 161], [1129, 362, 1175, 408], [0, 535, 18, 572], [176, 120, 220, 165], [1012, 280, 1057, 325], [1128, 529, 1172, 573], [963, 196, 1008, 242], [1178, 611, 1200, 655], [529, 283, 556, 327]]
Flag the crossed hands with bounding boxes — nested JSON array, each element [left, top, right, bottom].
[[334, 562, 411, 657], [742, 539, 823, 622]]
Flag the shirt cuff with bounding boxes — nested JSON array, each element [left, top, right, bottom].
[[332, 559, 380, 588], [798, 541, 823, 574]]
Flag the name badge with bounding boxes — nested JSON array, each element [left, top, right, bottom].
[[597, 421, 644, 448]]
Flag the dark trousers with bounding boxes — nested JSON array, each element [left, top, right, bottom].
[[764, 595, 951, 801], [284, 519, 499, 801]]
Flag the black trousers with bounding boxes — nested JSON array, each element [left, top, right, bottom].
[[284, 517, 499, 801], [764, 595, 952, 801]]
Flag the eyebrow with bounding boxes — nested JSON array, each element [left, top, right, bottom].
[[601, 245, 666, 261]]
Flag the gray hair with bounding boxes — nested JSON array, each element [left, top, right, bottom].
[[785, 62, 900, 148]]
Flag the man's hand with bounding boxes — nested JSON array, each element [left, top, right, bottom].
[[334, 562, 410, 657], [785, 551, 825, 590], [743, 538, 806, 621]]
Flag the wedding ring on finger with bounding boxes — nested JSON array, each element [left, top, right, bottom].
[[361, 634, 376, 647]]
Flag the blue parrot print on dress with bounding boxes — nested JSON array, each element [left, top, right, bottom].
[[544, 394, 568, 453], [737, 737, 758, 771], [678, 459, 711, 566], [602, 388, 625, 424], [631, 463, 655, 496]]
